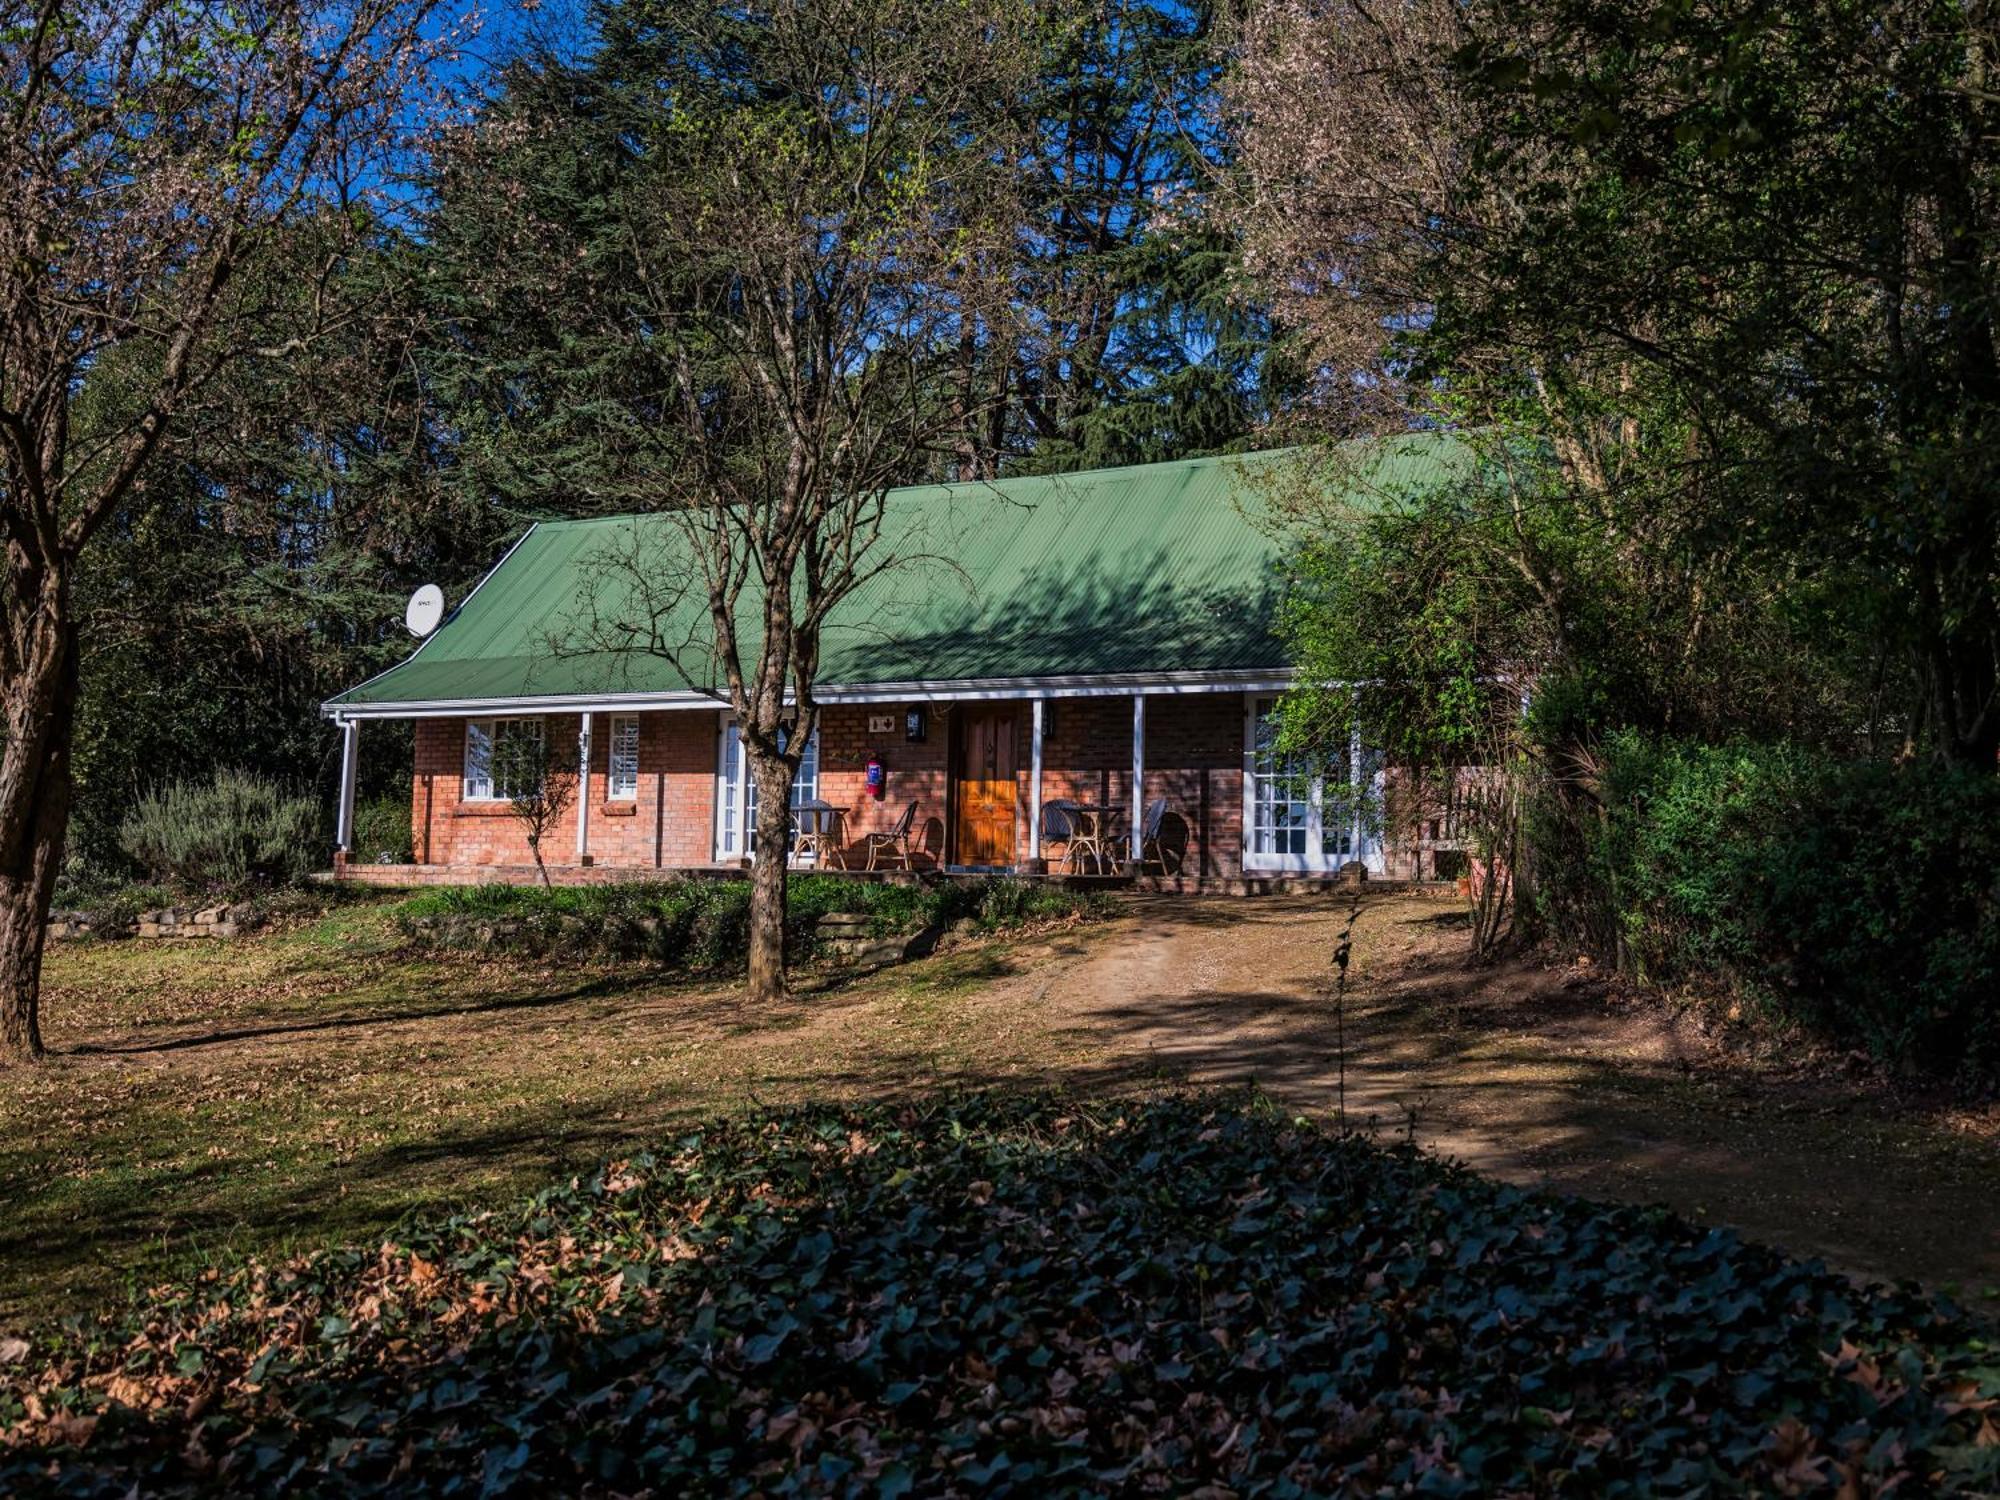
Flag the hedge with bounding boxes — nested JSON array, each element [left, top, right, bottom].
[[3, 1092, 1994, 1496], [1529, 734, 2000, 1080], [392, 875, 1112, 968]]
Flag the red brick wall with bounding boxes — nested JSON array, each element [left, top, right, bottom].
[[403, 693, 1253, 876], [816, 704, 951, 866], [411, 711, 721, 869]]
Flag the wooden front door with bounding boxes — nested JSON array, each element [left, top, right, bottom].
[[952, 707, 1018, 866]]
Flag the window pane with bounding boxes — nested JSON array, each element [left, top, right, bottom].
[[717, 720, 756, 856], [723, 723, 820, 856], [609, 716, 640, 799], [491, 718, 544, 801], [720, 722, 743, 853], [1249, 698, 1313, 858], [464, 720, 493, 800]]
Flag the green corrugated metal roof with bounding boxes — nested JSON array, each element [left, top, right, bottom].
[[329, 435, 1476, 708]]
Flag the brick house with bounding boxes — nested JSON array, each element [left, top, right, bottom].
[[324, 440, 1469, 887]]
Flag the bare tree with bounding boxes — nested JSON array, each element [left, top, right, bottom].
[[466, 0, 1038, 1000], [491, 724, 577, 890], [1222, 0, 1480, 431], [0, 0, 456, 1061]]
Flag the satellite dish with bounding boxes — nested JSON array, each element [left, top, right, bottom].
[[405, 583, 446, 639]]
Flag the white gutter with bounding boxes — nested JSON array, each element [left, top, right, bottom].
[[320, 667, 1299, 720]]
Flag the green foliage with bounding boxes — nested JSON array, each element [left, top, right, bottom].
[[1432, 0, 2000, 766], [65, 220, 494, 878], [392, 876, 1110, 968], [116, 771, 322, 895], [1273, 427, 1857, 774], [1532, 735, 2000, 1080], [4, 1092, 1994, 1495], [347, 794, 412, 866], [994, 2, 1290, 474], [1275, 444, 1546, 768], [420, 0, 1278, 505]]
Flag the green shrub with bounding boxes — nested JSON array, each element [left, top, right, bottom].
[[3, 1093, 1993, 1496], [1530, 734, 2000, 1079], [1761, 759, 2000, 1074], [118, 770, 322, 894], [349, 793, 412, 865], [393, 875, 1111, 969]]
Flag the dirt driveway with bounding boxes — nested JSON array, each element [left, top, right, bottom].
[[966, 891, 2000, 1313]]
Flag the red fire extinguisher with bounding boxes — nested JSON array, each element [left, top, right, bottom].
[[865, 753, 886, 800]]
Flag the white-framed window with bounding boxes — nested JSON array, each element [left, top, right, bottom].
[[1241, 695, 1380, 873], [463, 716, 546, 801], [714, 718, 820, 859], [607, 714, 641, 800]]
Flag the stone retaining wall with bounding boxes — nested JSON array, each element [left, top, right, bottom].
[[47, 903, 264, 942]]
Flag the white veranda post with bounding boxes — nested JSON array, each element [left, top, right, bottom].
[[1130, 694, 1145, 865], [335, 717, 360, 854], [1029, 696, 1045, 861], [576, 712, 594, 863]]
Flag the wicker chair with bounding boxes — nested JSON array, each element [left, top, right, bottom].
[[861, 799, 920, 870], [1138, 797, 1171, 872], [1041, 799, 1082, 872]]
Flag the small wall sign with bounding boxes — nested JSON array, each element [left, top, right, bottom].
[[904, 706, 927, 743], [867, 713, 896, 734]]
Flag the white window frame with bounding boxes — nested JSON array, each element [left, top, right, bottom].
[[463, 716, 545, 802], [713, 716, 821, 860], [607, 714, 641, 800], [1241, 694, 1383, 874]]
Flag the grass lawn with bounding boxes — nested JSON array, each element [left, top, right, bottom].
[[3, 895, 1094, 1326]]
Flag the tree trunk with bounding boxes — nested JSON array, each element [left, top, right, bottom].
[[1934, 619, 2000, 771], [746, 749, 796, 1002], [0, 619, 80, 1065]]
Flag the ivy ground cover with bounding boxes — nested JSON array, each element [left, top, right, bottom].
[[4, 1092, 1996, 1496]]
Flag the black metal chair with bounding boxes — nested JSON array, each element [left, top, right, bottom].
[[1040, 799, 1079, 842], [861, 799, 919, 870]]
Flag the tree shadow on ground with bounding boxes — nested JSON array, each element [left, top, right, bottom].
[[62, 968, 697, 1057], [13, 892, 1999, 1326]]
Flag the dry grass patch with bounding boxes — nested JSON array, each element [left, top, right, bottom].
[[1, 899, 1105, 1326]]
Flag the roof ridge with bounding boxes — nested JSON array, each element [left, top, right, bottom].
[[503, 432, 1468, 533], [519, 444, 1310, 533]]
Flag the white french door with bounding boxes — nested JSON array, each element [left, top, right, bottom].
[[1242, 695, 1382, 873], [714, 718, 820, 860]]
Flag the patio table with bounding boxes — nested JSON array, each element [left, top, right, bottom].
[[791, 798, 845, 868], [1065, 803, 1126, 874]]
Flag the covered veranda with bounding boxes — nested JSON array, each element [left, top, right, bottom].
[[326, 668, 1379, 888]]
